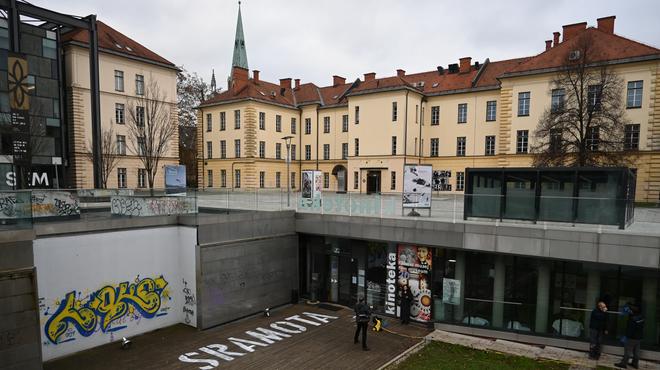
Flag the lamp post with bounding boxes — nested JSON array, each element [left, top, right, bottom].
[[282, 136, 294, 207]]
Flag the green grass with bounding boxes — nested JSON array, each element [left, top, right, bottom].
[[391, 341, 570, 370]]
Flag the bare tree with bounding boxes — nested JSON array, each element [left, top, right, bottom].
[[531, 32, 634, 167], [177, 68, 210, 188], [125, 78, 177, 192], [85, 124, 120, 189]]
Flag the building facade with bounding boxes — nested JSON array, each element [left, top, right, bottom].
[[199, 13, 660, 202]]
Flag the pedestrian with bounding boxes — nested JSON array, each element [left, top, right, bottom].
[[588, 301, 608, 360], [400, 284, 413, 325], [615, 303, 644, 369], [354, 296, 371, 351]]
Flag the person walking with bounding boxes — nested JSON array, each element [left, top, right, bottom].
[[400, 285, 413, 325], [588, 301, 608, 360], [354, 296, 372, 351], [615, 303, 644, 369]]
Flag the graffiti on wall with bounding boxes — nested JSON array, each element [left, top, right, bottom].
[[41, 275, 170, 345], [182, 278, 196, 325], [0, 190, 80, 219], [111, 196, 196, 217]]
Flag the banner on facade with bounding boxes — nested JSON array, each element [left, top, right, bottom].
[[432, 170, 452, 191], [164, 165, 186, 195], [442, 278, 461, 305], [302, 170, 322, 199], [397, 245, 432, 322], [403, 164, 432, 208]]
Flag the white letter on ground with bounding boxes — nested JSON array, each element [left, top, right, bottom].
[[178, 352, 219, 370]]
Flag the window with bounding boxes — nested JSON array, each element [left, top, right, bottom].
[[627, 81, 643, 108], [291, 118, 296, 134], [137, 169, 146, 188], [415, 105, 418, 123], [587, 127, 599, 151], [456, 172, 465, 191], [220, 112, 226, 131], [624, 124, 640, 150], [275, 172, 281, 188], [291, 172, 296, 189], [206, 113, 212, 132], [259, 141, 266, 158], [323, 144, 330, 160], [234, 110, 241, 129], [485, 135, 495, 156], [342, 143, 348, 159], [518, 92, 530, 116], [117, 135, 126, 155], [516, 130, 529, 153], [323, 116, 330, 133], [117, 168, 127, 188], [457, 103, 467, 123], [354, 171, 359, 189], [342, 115, 348, 132], [430, 138, 439, 157], [305, 118, 311, 134], [207, 170, 214, 188], [136, 106, 145, 126], [114, 70, 124, 92], [259, 171, 265, 188], [391, 136, 397, 155], [276, 143, 282, 159], [234, 169, 241, 188], [115, 103, 125, 124], [220, 140, 226, 158], [551, 89, 565, 113], [137, 137, 146, 156], [456, 137, 466, 156], [390, 171, 396, 190], [355, 106, 360, 124], [235, 139, 241, 158], [431, 106, 440, 125], [259, 112, 265, 130], [221, 170, 227, 187], [550, 129, 562, 153], [392, 102, 398, 121], [354, 138, 359, 156], [486, 101, 497, 121], [588, 85, 602, 112], [305, 145, 311, 160], [323, 172, 329, 188], [206, 141, 213, 159], [135, 74, 144, 96], [291, 144, 296, 161]]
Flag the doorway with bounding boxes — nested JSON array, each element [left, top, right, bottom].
[[333, 165, 347, 193], [323, 254, 358, 306], [367, 171, 381, 194]]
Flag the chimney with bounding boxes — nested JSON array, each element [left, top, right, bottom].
[[545, 40, 552, 51], [437, 66, 444, 74], [459, 57, 471, 73], [333, 75, 346, 86], [597, 16, 615, 34], [231, 66, 249, 92], [252, 70, 260, 82], [562, 22, 587, 42], [397, 69, 405, 77], [279, 78, 291, 90], [294, 78, 300, 89], [553, 32, 560, 47], [364, 72, 376, 82]]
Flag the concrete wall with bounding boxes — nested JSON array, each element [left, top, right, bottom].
[[33, 226, 196, 361], [196, 211, 298, 329]]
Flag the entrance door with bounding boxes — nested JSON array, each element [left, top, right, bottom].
[[338, 256, 358, 306], [367, 171, 381, 194], [336, 169, 347, 193]]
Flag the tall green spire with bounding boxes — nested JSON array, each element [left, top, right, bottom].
[[231, 2, 248, 71]]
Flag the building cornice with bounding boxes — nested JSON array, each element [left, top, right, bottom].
[[65, 40, 180, 72]]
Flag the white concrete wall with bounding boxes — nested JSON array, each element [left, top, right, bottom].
[[33, 226, 197, 361]]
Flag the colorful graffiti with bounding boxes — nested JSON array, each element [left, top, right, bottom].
[[44, 276, 169, 344]]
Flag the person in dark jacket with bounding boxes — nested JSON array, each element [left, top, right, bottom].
[[400, 284, 413, 325], [589, 301, 608, 360], [354, 297, 372, 351], [615, 303, 644, 369]]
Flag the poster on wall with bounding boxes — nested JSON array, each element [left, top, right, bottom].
[[302, 171, 313, 198], [164, 165, 187, 195], [432, 170, 452, 191], [442, 278, 461, 305], [397, 244, 432, 322], [403, 165, 432, 208], [301, 170, 322, 207], [313, 171, 322, 199]]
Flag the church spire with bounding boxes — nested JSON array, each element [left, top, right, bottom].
[[231, 1, 248, 72], [210, 69, 217, 93]]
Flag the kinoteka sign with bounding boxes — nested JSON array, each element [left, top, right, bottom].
[[385, 252, 397, 315], [178, 312, 338, 369]]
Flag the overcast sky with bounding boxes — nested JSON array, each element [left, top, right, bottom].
[[34, 0, 660, 88]]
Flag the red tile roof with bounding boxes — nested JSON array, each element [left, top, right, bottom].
[[201, 78, 297, 107], [62, 21, 175, 67]]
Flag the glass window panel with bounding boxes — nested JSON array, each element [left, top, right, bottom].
[[503, 171, 536, 220], [575, 171, 619, 225], [539, 171, 574, 222]]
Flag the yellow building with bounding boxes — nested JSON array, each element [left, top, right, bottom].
[[63, 21, 179, 189], [199, 13, 660, 202]]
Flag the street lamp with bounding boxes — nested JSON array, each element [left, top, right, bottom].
[[282, 136, 294, 207]]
